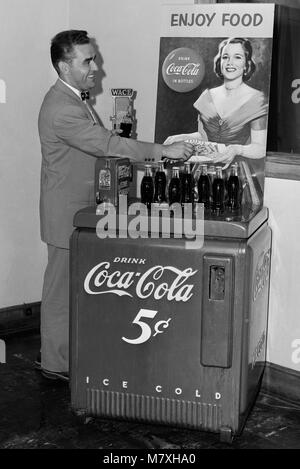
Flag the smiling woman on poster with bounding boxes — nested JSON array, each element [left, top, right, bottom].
[[193, 37, 268, 166]]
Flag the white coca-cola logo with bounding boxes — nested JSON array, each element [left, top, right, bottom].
[[166, 62, 201, 76], [166, 62, 200, 76], [84, 261, 197, 303], [162, 47, 205, 93]]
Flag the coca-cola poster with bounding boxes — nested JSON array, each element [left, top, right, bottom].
[[155, 3, 274, 204]]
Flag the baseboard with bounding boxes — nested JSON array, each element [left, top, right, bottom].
[[262, 361, 300, 405], [0, 301, 40, 337]]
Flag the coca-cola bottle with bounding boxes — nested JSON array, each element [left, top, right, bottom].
[[227, 163, 240, 211], [141, 164, 154, 209], [212, 166, 225, 214], [197, 164, 211, 210], [181, 162, 194, 204], [119, 112, 132, 138], [208, 165, 216, 184], [168, 167, 181, 204], [154, 161, 167, 203]]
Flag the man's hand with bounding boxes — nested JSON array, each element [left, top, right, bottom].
[[162, 141, 194, 161]]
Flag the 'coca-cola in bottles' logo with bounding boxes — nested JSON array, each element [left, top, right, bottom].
[[162, 47, 205, 93]]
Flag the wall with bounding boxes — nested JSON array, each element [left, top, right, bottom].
[[0, 0, 69, 307], [264, 179, 300, 371]]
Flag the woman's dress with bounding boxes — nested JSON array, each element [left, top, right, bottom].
[[193, 88, 268, 145], [193, 87, 268, 203]]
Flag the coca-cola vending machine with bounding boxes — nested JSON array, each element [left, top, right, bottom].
[[70, 197, 271, 443]]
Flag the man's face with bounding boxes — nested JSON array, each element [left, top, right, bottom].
[[63, 43, 98, 91]]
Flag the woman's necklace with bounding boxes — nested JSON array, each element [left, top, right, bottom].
[[224, 81, 244, 92]]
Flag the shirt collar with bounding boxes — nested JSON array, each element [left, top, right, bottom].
[[59, 77, 82, 100]]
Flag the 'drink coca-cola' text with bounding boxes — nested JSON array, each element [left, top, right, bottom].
[[84, 262, 197, 303]]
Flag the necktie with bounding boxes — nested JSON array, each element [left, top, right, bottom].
[[81, 90, 90, 101]]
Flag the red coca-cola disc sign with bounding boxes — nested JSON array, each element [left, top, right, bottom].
[[162, 47, 205, 93]]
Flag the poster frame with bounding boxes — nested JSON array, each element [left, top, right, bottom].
[[197, 0, 300, 181]]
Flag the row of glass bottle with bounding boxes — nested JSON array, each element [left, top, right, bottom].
[[140, 161, 241, 214]]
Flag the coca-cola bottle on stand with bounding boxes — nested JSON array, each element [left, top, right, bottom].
[[168, 167, 181, 204], [181, 162, 194, 204], [119, 113, 132, 138], [154, 161, 167, 203], [208, 165, 216, 184], [227, 163, 240, 211], [197, 164, 211, 210], [141, 164, 154, 209], [96, 159, 112, 205], [212, 166, 225, 214]]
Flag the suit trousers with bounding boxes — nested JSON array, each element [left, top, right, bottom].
[[41, 244, 69, 372]]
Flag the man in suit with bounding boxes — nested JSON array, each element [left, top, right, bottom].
[[38, 30, 193, 381]]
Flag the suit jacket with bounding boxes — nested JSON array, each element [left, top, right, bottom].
[[38, 79, 163, 248]]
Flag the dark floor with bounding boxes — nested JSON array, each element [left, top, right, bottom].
[[0, 331, 300, 451]]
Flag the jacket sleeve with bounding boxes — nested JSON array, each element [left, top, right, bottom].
[[52, 104, 163, 163]]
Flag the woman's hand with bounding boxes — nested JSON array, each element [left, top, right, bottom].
[[213, 144, 242, 168]]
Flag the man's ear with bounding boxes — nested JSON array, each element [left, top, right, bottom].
[[58, 60, 70, 76]]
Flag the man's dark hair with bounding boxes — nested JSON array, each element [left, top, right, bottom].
[[51, 30, 90, 74]]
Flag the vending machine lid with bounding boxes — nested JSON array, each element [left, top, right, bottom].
[[73, 205, 269, 239]]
